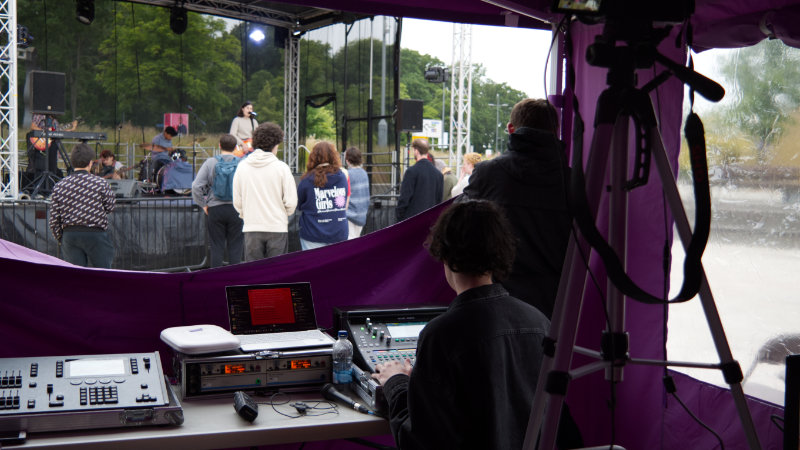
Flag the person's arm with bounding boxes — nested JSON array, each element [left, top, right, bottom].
[[102, 180, 116, 215], [283, 167, 298, 216], [395, 169, 417, 221], [191, 159, 212, 213], [48, 189, 63, 242], [229, 118, 245, 148], [232, 168, 244, 215]]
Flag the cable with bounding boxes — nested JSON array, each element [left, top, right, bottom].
[[264, 392, 339, 419], [669, 389, 725, 449]]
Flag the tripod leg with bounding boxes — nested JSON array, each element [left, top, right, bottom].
[[649, 127, 763, 449], [524, 122, 618, 450]]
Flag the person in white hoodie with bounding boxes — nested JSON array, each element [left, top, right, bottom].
[[232, 122, 298, 260]]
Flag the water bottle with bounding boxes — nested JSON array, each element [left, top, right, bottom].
[[332, 330, 353, 385]]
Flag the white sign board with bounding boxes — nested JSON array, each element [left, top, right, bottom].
[[422, 119, 443, 138]]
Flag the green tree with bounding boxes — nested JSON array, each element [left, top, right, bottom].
[[96, 5, 241, 130], [718, 39, 800, 160]]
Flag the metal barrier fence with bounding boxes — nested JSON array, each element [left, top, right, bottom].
[[0, 197, 208, 272], [0, 193, 401, 272]]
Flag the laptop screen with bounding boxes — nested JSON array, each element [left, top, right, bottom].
[[226, 282, 318, 335]]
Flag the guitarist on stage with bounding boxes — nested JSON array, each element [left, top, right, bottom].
[[229, 101, 258, 157], [93, 150, 127, 180], [26, 113, 78, 176]]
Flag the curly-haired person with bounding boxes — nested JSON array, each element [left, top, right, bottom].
[[296, 141, 350, 250], [232, 122, 297, 260], [372, 199, 582, 450]]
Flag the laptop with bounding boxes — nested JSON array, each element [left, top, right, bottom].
[[225, 282, 335, 352]]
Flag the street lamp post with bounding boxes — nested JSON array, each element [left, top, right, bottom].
[[487, 92, 508, 154]]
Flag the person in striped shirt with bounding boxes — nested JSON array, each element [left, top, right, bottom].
[[49, 143, 116, 268]]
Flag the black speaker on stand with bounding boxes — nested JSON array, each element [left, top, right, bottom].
[[396, 99, 423, 133], [23, 71, 68, 197], [30, 71, 66, 115]]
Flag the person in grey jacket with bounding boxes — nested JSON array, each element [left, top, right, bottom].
[[191, 134, 243, 267]]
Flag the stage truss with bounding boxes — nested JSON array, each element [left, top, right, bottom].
[[0, 0, 17, 199]]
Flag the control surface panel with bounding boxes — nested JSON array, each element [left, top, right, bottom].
[[0, 352, 182, 434], [334, 305, 447, 373]]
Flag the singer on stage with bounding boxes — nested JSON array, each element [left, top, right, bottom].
[[229, 101, 258, 155], [371, 200, 582, 450]]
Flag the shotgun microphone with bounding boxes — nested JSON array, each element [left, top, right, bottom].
[[321, 383, 373, 415]]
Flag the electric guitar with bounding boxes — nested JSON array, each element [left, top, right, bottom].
[[29, 118, 82, 151], [233, 138, 253, 157], [93, 163, 137, 179]]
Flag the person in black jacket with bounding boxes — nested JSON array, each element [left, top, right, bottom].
[[395, 138, 443, 221], [372, 199, 581, 450], [463, 98, 571, 319]]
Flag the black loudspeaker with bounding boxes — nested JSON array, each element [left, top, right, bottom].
[[274, 28, 288, 48], [30, 71, 66, 115], [396, 99, 423, 133]]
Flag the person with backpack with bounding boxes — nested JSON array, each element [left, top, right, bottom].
[[191, 134, 244, 268]]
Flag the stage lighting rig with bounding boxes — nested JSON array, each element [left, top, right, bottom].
[[424, 66, 449, 84], [249, 28, 266, 43], [76, 0, 94, 25], [170, 2, 188, 35]]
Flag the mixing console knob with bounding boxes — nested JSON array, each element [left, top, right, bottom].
[[380, 330, 385, 340]]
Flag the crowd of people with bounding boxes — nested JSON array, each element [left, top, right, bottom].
[[44, 96, 582, 448]]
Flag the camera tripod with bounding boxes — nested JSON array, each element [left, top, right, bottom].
[[522, 31, 762, 450]]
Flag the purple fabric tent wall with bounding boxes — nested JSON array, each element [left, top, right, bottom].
[[558, 21, 784, 449], [3, 0, 798, 446]]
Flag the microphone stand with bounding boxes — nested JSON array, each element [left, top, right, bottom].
[[187, 107, 207, 173]]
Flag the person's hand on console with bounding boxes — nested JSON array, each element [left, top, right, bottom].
[[371, 359, 413, 385]]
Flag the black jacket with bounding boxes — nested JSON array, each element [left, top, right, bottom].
[[464, 127, 571, 319], [383, 284, 550, 450], [396, 158, 443, 221]]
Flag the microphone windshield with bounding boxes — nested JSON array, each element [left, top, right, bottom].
[[250, 111, 258, 117]]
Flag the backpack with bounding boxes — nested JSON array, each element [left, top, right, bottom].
[[212, 155, 241, 201]]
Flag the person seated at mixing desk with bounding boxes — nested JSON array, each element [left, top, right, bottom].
[[371, 199, 583, 450]]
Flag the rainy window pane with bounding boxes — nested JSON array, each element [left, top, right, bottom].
[[668, 40, 800, 406]]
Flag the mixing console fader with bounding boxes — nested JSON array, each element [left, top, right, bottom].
[[333, 305, 447, 373]]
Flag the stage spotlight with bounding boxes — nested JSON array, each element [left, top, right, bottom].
[[170, 3, 188, 35], [76, 0, 94, 25], [249, 28, 265, 43]]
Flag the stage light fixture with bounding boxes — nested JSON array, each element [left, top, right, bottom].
[[76, 0, 94, 25], [249, 28, 265, 43], [170, 3, 188, 35]]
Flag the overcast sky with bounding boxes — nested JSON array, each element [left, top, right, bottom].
[[400, 18, 554, 99]]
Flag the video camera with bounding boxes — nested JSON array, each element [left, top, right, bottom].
[[552, 0, 693, 26]]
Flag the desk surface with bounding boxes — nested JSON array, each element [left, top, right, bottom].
[[15, 392, 390, 449]]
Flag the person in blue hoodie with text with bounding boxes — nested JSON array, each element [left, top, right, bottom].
[[296, 141, 350, 250]]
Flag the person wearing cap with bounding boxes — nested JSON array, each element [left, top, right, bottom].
[[49, 143, 116, 268]]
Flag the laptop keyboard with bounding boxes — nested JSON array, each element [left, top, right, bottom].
[[239, 330, 325, 344]]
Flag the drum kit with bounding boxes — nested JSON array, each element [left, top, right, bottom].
[[135, 137, 204, 196]]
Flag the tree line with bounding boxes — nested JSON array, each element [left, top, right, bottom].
[[16, 1, 528, 154]]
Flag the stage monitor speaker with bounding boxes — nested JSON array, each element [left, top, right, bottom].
[[396, 99, 423, 133], [108, 179, 140, 198], [30, 71, 66, 115]]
